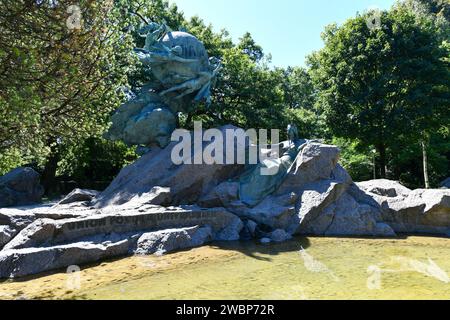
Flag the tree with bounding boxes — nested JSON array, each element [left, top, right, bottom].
[[237, 32, 264, 62], [400, 1, 450, 187], [57, 137, 137, 190], [278, 67, 316, 111], [309, 6, 450, 182], [405, 0, 450, 21], [0, 0, 135, 192], [332, 137, 374, 181]]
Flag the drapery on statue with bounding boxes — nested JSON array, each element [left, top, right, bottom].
[[287, 124, 299, 146], [105, 21, 221, 152]]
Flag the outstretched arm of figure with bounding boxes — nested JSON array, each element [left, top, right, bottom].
[[160, 79, 201, 99], [135, 49, 192, 66], [174, 88, 197, 100], [173, 80, 212, 101], [143, 27, 165, 51], [159, 82, 191, 97], [169, 54, 198, 64], [194, 82, 212, 102]]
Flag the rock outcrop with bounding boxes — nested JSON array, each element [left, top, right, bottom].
[[0, 134, 448, 279], [206, 143, 395, 238], [0, 240, 131, 278], [357, 179, 412, 198], [3, 205, 241, 251], [135, 226, 213, 255], [0, 204, 242, 278], [358, 180, 450, 235], [0, 168, 44, 208], [93, 125, 247, 208]]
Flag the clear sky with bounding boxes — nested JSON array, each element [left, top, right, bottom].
[[172, 0, 396, 67]]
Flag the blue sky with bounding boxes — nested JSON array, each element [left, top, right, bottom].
[[172, 0, 396, 67]]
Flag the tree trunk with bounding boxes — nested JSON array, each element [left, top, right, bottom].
[[376, 144, 387, 178], [373, 154, 377, 180], [422, 140, 430, 189], [41, 141, 60, 196]]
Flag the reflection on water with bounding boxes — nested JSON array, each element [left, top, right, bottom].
[[1, 236, 449, 300]]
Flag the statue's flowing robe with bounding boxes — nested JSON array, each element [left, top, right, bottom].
[[239, 140, 308, 207]]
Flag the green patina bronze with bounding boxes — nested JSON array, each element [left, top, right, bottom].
[[105, 22, 221, 151], [239, 139, 308, 207]]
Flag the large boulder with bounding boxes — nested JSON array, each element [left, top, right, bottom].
[[357, 179, 412, 198], [93, 125, 247, 208], [0, 203, 243, 278], [0, 168, 44, 208], [296, 180, 349, 234], [275, 143, 342, 195], [0, 240, 130, 279], [199, 142, 393, 238], [317, 192, 394, 237], [135, 226, 212, 255], [359, 180, 450, 235], [295, 182, 394, 237], [201, 142, 392, 238]]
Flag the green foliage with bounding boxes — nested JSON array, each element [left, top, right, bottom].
[[237, 32, 264, 62], [332, 138, 374, 182], [283, 107, 324, 140], [279, 67, 316, 111], [0, 0, 136, 161], [388, 130, 450, 188], [0, 148, 26, 176], [57, 138, 137, 187], [309, 5, 450, 180], [403, 0, 450, 22]]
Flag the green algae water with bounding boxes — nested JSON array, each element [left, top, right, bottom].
[[78, 237, 450, 300], [1, 236, 449, 300]]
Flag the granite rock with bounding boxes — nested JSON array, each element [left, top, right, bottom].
[[58, 189, 100, 205], [135, 226, 212, 255], [0, 168, 44, 208], [0, 240, 130, 278], [94, 126, 247, 208], [0, 226, 16, 249]]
